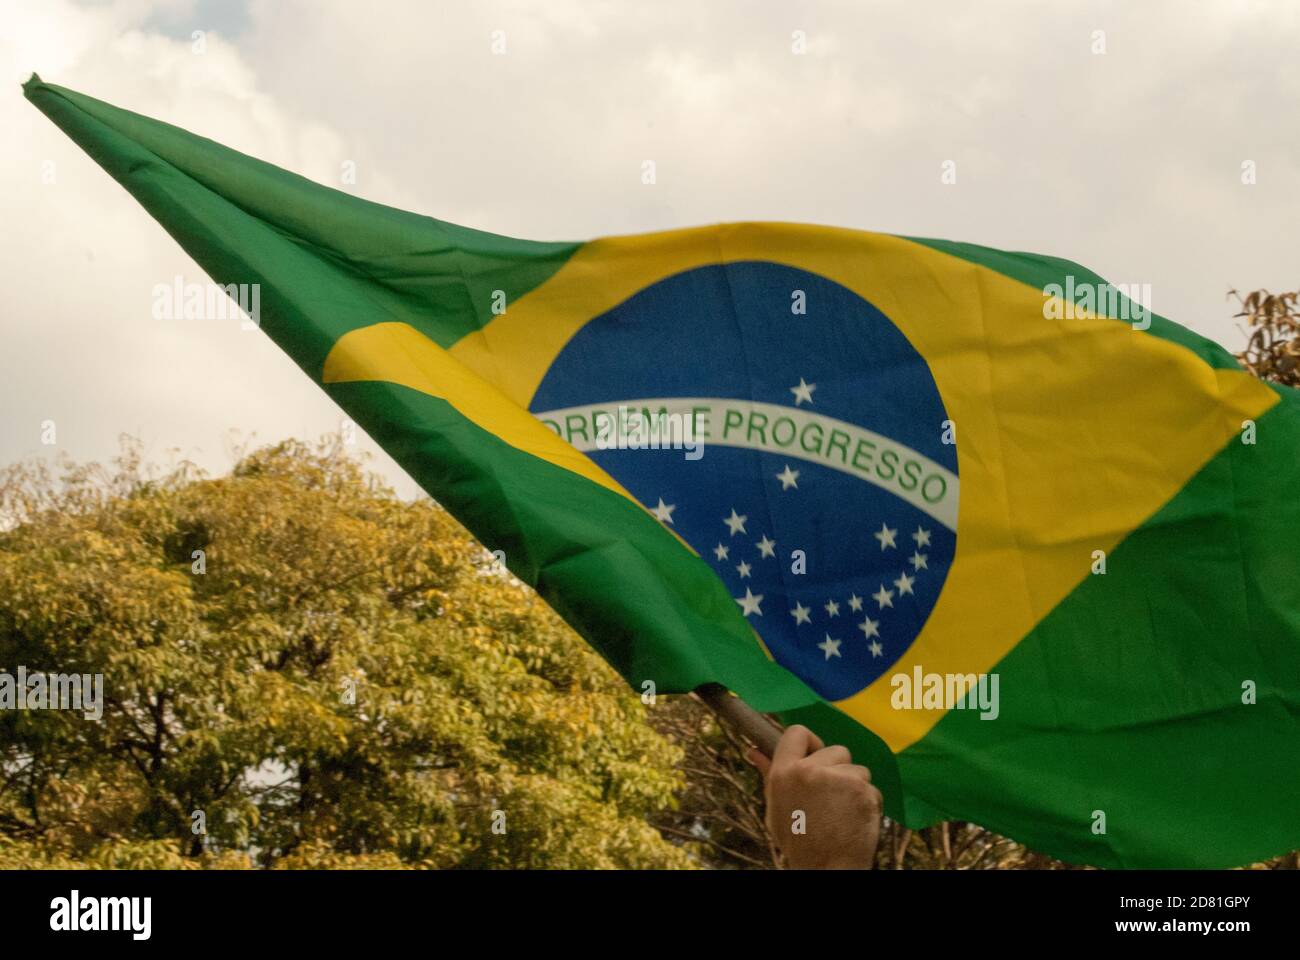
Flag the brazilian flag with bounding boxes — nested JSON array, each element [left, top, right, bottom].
[[26, 75, 1300, 869]]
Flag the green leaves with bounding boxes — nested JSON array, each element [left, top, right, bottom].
[[0, 437, 691, 869]]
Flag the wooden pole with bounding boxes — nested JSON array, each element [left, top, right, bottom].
[[694, 683, 783, 758]]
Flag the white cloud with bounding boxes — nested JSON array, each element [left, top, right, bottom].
[[3, 0, 1298, 485]]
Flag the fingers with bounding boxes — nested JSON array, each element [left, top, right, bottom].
[[758, 727, 874, 794], [866, 783, 883, 814], [771, 724, 823, 768], [805, 744, 853, 767]]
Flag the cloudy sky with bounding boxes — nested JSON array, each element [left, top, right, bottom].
[[3, 0, 1297, 492]]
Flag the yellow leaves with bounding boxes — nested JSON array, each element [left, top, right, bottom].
[[0, 436, 693, 869]]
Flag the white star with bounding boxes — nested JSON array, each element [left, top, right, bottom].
[[847, 594, 863, 613], [724, 509, 748, 536], [736, 560, 752, 579], [913, 527, 931, 548], [790, 378, 817, 406], [874, 523, 898, 550], [872, 585, 894, 609], [790, 602, 812, 625], [651, 498, 676, 524], [818, 634, 842, 660], [714, 543, 730, 561], [909, 551, 928, 571], [736, 587, 764, 617], [894, 572, 915, 596], [824, 599, 840, 618], [756, 534, 777, 559], [869, 640, 883, 658], [775, 465, 800, 490], [858, 617, 881, 639]]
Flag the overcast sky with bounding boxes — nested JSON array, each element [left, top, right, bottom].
[[3, 0, 1297, 493]]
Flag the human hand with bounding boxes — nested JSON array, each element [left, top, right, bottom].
[[748, 724, 882, 869]]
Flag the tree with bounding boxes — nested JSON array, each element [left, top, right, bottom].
[[647, 696, 777, 868], [0, 438, 693, 869], [1233, 289, 1300, 388]]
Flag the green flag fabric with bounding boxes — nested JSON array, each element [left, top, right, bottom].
[[25, 74, 1300, 868]]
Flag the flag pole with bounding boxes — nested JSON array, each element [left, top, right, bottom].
[[694, 683, 783, 758]]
